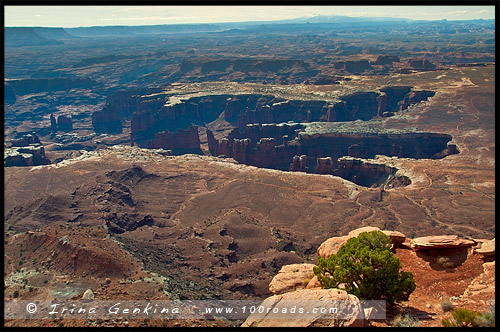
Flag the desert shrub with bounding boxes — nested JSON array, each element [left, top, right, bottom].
[[391, 313, 420, 327], [436, 256, 455, 268], [13, 290, 19, 298], [442, 306, 495, 327], [441, 300, 454, 312], [480, 301, 495, 327], [313, 231, 416, 305]]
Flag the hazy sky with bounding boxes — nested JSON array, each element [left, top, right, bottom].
[[4, 5, 496, 27]]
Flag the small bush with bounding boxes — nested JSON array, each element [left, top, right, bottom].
[[442, 307, 495, 327], [13, 290, 19, 298], [436, 256, 455, 268], [441, 300, 454, 312], [392, 313, 420, 327], [475, 301, 495, 327]]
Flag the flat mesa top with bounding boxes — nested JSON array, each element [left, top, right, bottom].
[[161, 81, 350, 105], [300, 121, 423, 136]]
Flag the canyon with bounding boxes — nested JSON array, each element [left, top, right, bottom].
[[3, 14, 495, 328]]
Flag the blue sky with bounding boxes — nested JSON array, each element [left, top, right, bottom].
[[4, 5, 495, 27]]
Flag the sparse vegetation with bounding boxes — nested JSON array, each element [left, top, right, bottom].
[[441, 300, 454, 312], [313, 231, 416, 304], [13, 290, 19, 298], [442, 306, 495, 327], [436, 256, 455, 268], [391, 313, 420, 327]]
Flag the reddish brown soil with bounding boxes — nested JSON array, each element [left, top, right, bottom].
[[4, 66, 495, 327]]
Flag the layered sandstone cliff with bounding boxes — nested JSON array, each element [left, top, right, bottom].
[[146, 126, 202, 154], [4, 133, 51, 167], [5, 78, 99, 104]]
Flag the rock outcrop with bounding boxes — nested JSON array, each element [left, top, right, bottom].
[[410, 235, 476, 250], [56, 115, 73, 131], [317, 235, 351, 258], [397, 90, 435, 111], [4, 77, 98, 103], [146, 126, 202, 154], [382, 230, 407, 244], [317, 226, 407, 258], [334, 60, 374, 74], [408, 59, 437, 70], [297, 131, 454, 170], [268, 263, 316, 295], [130, 87, 435, 145], [92, 90, 144, 134], [9, 133, 41, 147], [4, 133, 51, 167], [105, 213, 155, 234], [460, 261, 495, 306], [206, 123, 302, 169], [209, 122, 453, 187], [372, 55, 401, 65], [315, 157, 334, 174], [50, 114, 57, 132], [92, 88, 165, 134], [332, 157, 411, 188], [289, 155, 308, 172], [474, 238, 495, 256], [82, 289, 95, 301], [241, 288, 365, 327], [317, 227, 379, 258], [176, 57, 313, 84]]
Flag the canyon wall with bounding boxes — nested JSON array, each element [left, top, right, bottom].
[[92, 88, 163, 133], [207, 123, 458, 187], [4, 133, 51, 167], [93, 86, 439, 175], [179, 58, 310, 74], [125, 86, 434, 143], [4, 78, 99, 104], [146, 126, 202, 154]]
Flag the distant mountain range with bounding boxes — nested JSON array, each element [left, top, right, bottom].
[[276, 14, 414, 23], [4, 27, 77, 47], [5, 15, 494, 47]]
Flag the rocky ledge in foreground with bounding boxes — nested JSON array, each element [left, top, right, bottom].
[[242, 226, 494, 327]]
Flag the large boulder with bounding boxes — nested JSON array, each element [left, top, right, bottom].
[[382, 230, 406, 244], [82, 289, 95, 301], [269, 263, 316, 295], [317, 235, 350, 258], [317, 226, 380, 258], [241, 288, 365, 327], [410, 235, 476, 250], [306, 276, 321, 289], [347, 226, 381, 238], [474, 238, 495, 256]]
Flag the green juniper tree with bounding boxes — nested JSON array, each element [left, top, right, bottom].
[[313, 230, 416, 305]]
